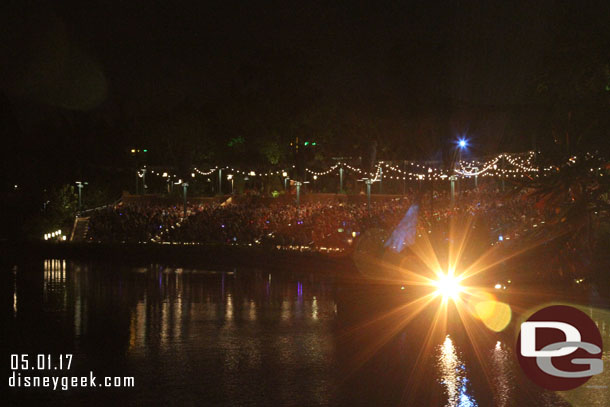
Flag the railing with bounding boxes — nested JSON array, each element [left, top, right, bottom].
[[78, 197, 122, 216]]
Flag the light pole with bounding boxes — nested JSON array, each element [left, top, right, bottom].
[[456, 137, 468, 197], [428, 168, 434, 212], [365, 179, 373, 207], [227, 174, 234, 194], [162, 172, 170, 194], [450, 175, 457, 205], [473, 167, 479, 188], [182, 182, 188, 218], [339, 166, 344, 193], [313, 175, 317, 192], [294, 180, 309, 206], [76, 181, 87, 213], [218, 168, 222, 195], [141, 167, 148, 194], [295, 181, 302, 206], [283, 171, 289, 190]]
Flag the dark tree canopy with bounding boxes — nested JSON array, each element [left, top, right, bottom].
[[0, 0, 608, 192]]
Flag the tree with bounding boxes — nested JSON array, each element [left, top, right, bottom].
[[23, 184, 78, 238], [515, 152, 610, 287]]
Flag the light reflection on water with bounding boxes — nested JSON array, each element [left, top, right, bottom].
[[43, 259, 67, 308], [12, 266, 17, 315], [437, 335, 478, 407], [490, 341, 512, 407], [558, 307, 610, 407], [5, 260, 609, 406]]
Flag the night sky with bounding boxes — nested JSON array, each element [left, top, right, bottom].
[[1, 1, 609, 186]]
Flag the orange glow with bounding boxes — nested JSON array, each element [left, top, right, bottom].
[[433, 272, 464, 301]]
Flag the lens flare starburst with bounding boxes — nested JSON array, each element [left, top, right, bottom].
[[432, 271, 464, 301], [345, 211, 535, 402]]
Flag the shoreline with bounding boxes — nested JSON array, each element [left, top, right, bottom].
[[0, 241, 356, 273], [3, 241, 608, 302]]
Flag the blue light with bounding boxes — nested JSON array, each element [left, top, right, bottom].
[[498, 235, 503, 241], [458, 139, 467, 148]]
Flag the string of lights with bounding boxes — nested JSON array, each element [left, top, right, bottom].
[[136, 152, 604, 183], [305, 164, 340, 176], [194, 167, 219, 176], [503, 153, 537, 172], [455, 156, 501, 177], [341, 162, 378, 178]]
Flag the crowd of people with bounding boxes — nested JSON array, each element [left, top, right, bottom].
[[87, 203, 185, 242], [161, 198, 413, 249], [86, 186, 551, 253]]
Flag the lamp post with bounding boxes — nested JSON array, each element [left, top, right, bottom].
[[473, 167, 479, 188], [450, 176, 455, 204], [227, 174, 234, 194], [218, 168, 222, 195], [142, 166, 148, 193], [162, 172, 170, 194], [182, 182, 188, 218], [339, 166, 344, 193], [428, 168, 434, 209], [293, 180, 310, 206], [76, 181, 87, 213], [455, 137, 468, 198], [313, 175, 317, 192], [283, 171, 288, 190], [295, 181, 302, 206], [365, 179, 373, 207]]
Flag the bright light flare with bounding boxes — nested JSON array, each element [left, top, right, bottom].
[[433, 273, 464, 301]]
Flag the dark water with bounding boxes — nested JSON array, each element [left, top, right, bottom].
[[3, 260, 609, 406]]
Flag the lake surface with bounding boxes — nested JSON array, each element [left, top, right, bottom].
[[3, 260, 609, 406]]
